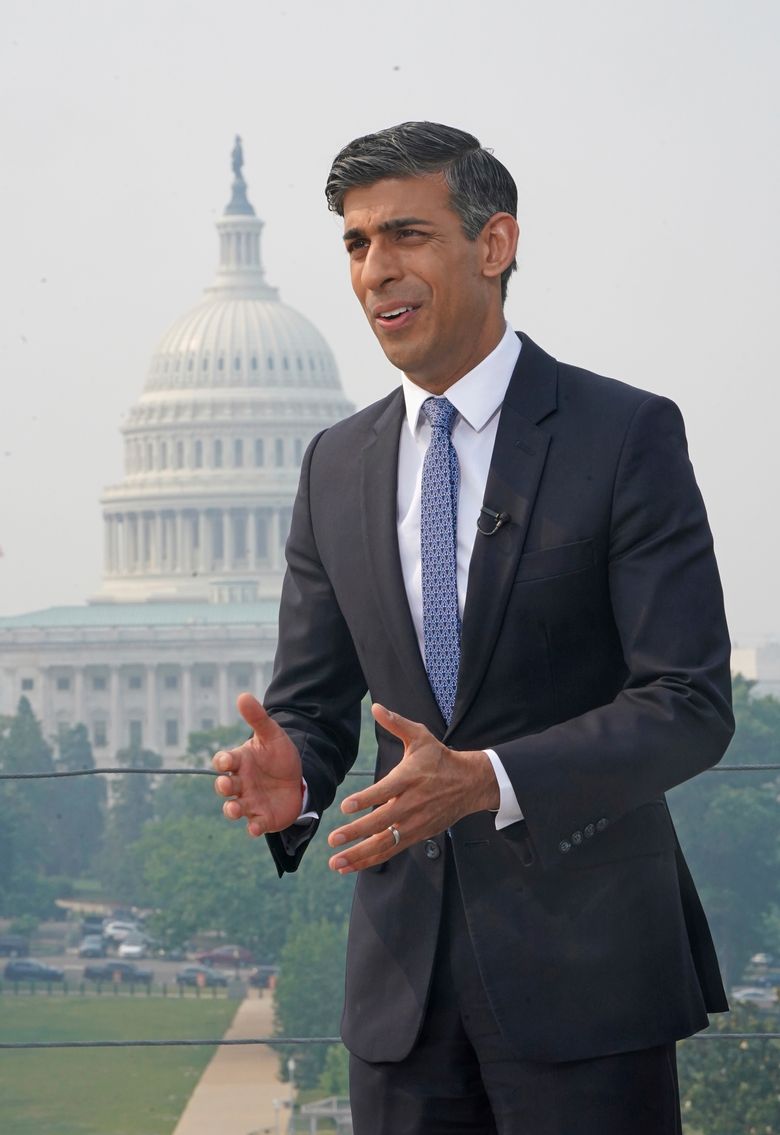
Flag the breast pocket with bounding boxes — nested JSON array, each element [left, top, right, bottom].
[[515, 538, 595, 583]]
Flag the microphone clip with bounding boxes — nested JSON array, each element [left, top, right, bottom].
[[477, 507, 511, 536]]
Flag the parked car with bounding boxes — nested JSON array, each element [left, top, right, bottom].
[[118, 933, 148, 959], [731, 986, 779, 1009], [80, 916, 106, 937], [248, 965, 280, 989], [103, 920, 140, 944], [4, 958, 65, 983], [78, 934, 107, 958], [83, 960, 152, 985], [0, 934, 30, 958], [196, 944, 255, 968], [176, 964, 229, 988]]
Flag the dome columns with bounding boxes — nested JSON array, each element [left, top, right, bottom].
[[101, 505, 287, 588]]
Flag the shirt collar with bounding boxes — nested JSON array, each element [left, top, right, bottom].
[[401, 323, 521, 437]]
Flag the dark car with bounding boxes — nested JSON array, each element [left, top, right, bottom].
[[4, 958, 65, 983], [83, 960, 152, 985], [78, 934, 107, 958], [176, 964, 229, 988], [196, 944, 255, 968], [0, 935, 30, 958]]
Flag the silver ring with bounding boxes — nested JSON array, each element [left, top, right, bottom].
[[388, 824, 400, 847]]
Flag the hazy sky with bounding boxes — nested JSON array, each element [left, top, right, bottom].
[[1, 0, 777, 641]]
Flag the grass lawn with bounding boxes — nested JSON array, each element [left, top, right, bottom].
[[0, 995, 238, 1135]]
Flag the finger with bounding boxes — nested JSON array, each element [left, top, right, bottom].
[[236, 691, 272, 735], [371, 703, 430, 746], [214, 773, 241, 798], [222, 798, 244, 821], [329, 799, 396, 847], [329, 826, 404, 873], [341, 764, 408, 815], [212, 749, 241, 774]]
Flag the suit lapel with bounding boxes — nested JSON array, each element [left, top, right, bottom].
[[360, 391, 444, 729], [447, 335, 558, 738]]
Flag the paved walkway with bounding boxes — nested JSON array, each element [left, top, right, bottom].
[[172, 992, 291, 1135]]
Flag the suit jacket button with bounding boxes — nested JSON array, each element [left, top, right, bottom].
[[571, 830, 583, 845], [558, 839, 572, 854], [596, 818, 609, 833], [424, 839, 441, 860], [584, 824, 595, 839]]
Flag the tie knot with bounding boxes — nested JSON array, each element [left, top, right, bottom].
[[422, 396, 458, 434]]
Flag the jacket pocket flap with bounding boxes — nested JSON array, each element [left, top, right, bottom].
[[515, 538, 594, 583]]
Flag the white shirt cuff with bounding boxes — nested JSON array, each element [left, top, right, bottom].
[[295, 778, 318, 824], [485, 750, 524, 829]]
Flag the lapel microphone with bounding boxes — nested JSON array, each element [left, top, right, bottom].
[[477, 506, 511, 536]]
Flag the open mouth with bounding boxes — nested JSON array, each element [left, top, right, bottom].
[[375, 304, 420, 329]]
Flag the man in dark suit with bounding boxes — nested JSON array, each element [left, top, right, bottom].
[[213, 122, 733, 1134]]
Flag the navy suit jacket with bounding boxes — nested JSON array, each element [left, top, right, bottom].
[[265, 333, 733, 1064]]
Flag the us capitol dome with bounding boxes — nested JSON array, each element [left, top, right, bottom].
[[0, 139, 354, 761]]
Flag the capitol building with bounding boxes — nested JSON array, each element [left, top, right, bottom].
[[0, 140, 353, 761]]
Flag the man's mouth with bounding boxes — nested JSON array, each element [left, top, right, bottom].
[[374, 304, 421, 329]]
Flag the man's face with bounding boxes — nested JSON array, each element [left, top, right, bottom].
[[342, 174, 505, 392]]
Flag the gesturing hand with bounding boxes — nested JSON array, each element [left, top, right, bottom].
[[212, 693, 304, 837], [327, 704, 499, 873]]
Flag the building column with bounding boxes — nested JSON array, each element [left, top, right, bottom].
[[104, 516, 112, 574], [270, 510, 281, 570], [155, 513, 164, 573], [249, 510, 258, 570], [73, 667, 85, 727], [217, 664, 230, 726], [198, 511, 209, 573], [175, 511, 185, 572], [181, 665, 192, 745], [109, 666, 121, 758], [145, 665, 157, 752], [223, 510, 233, 571]]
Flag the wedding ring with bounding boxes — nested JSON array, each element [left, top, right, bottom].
[[388, 824, 401, 847]]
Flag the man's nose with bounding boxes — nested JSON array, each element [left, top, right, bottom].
[[359, 240, 401, 292]]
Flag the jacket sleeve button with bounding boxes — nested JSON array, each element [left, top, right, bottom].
[[596, 818, 609, 833], [584, 824, 595, 839], [571, 831, 583, 845], [558, 839, 572, 854]]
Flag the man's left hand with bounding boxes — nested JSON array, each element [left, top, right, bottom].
[[327, 703, 499, 873]]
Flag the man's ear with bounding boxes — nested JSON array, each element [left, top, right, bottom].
[[480, 213, 520, 282]]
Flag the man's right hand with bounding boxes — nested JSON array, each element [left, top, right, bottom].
[[212, 692, 304, 837]]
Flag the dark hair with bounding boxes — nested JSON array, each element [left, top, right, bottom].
[[325, 121, 518, 303]]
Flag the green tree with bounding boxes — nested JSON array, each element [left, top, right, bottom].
[[0, 699, 68, 917], [97, 743, 162, 903], [50, 723, 106, 878], [134, 814, 293, 957], [273, 916, 348, 1088], [678, 1003, 780, 1134], [669, 677, 780, 985]]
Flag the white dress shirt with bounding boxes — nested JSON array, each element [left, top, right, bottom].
[[397, 322, 524, 829]]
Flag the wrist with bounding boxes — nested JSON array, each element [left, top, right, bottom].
[[457, 749, 500, 811]]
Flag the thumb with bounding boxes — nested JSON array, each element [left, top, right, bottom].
[[236, 691, 271, 735], [371, 703, 429, 748]]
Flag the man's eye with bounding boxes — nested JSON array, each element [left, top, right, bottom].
[[397, 229, 421, 238], [346, 239, 368, 254]]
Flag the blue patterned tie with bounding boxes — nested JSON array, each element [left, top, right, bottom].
[[420, 396, 461, 724]]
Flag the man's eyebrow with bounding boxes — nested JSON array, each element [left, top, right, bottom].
[[342, 216, 433, 242]]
